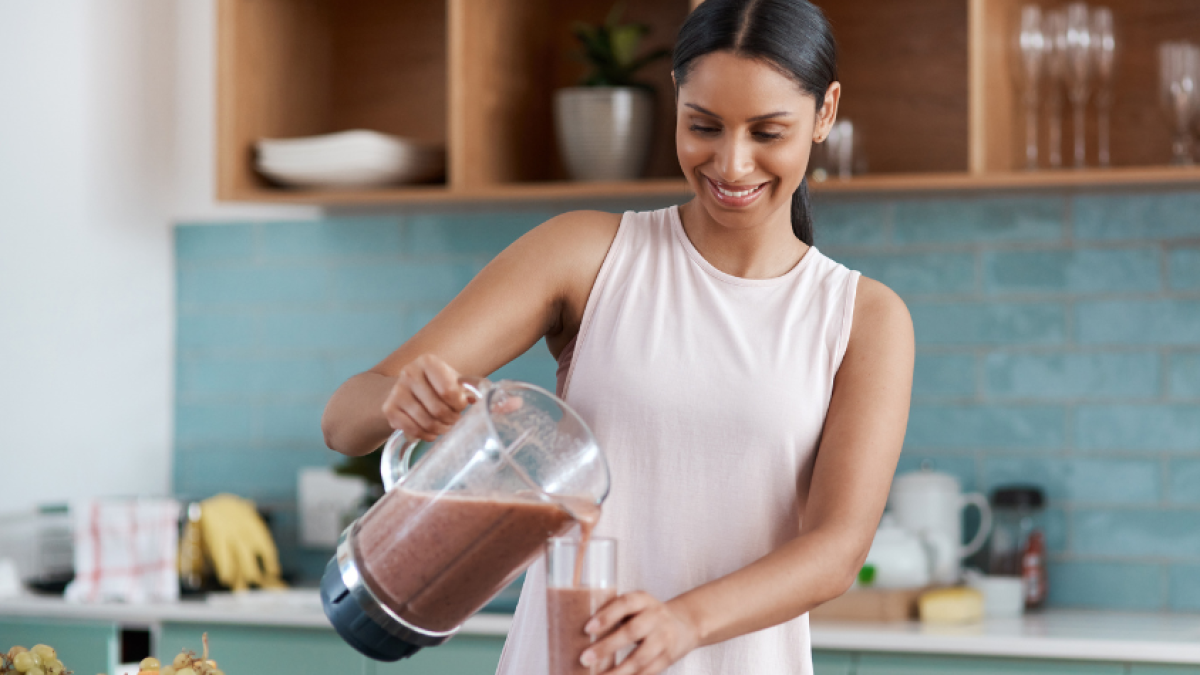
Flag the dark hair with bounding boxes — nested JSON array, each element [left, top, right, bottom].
[[672, 0, 838, 246]]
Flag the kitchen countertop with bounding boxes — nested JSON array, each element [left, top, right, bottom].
[[4, 593, 1200, 664]]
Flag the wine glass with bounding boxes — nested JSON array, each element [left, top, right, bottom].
[[1090, 7, 1116, 167], [1159, 42, 1200, 165], [1043, 9, 1068, 168], [1064, 3, 1093, 168], [1015, 5, 1048, 170]]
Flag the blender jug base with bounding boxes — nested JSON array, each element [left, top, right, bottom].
[[320, 557, 424, 662]]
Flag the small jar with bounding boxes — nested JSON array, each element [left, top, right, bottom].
[[986, 486, 1045, 576]]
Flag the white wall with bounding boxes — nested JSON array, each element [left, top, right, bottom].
[[0, 0, 316, 513]]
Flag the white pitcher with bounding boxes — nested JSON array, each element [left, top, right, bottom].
[[888, 468, 992, 585]]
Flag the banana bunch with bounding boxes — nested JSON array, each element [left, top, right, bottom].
[[195, 494, 286, 592]]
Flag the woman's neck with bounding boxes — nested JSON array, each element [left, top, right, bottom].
[[678, 199, 810, 280]]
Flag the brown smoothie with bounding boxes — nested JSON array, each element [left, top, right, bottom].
[[546, 586, 617, 675], [354, 488, 575, 633]]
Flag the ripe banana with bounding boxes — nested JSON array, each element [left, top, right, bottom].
[[198, 494, 286, 592]]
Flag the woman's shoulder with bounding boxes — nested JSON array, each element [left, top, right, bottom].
[[850, 275, 913, 346]]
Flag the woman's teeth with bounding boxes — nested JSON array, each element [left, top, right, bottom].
[[716, 183, 761, 197]]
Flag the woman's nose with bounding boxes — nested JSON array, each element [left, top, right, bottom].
[[715, 137, 755, 182]]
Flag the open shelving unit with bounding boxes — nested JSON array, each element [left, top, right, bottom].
[[216, 0, 1200, 205]]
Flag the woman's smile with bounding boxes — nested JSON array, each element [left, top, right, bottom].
[[704, 175, 771, 208]]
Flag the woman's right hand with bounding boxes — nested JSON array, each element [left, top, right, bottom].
[[381, 354, 477, 442]]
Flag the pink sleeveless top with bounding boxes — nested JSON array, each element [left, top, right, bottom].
[[496, 205, 860, 675]]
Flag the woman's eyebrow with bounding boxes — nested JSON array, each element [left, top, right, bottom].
[[684, 103, 792, 122]]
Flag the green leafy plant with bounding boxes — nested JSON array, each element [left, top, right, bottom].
[[571, 2, 671, 88]]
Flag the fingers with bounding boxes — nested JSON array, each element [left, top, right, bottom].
[[382, 355, 473, 441], [581, 593, 656, 669], [586, 591, 655, 636]]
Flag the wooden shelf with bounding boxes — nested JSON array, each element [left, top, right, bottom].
[[217, 0, 1200, 206]]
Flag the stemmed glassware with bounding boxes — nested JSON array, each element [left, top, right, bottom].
[[1159, 42, 1200, 166], [1043, 9, 1068, 168], [1063, 3, 1093, 168], [1016, 6, 1048, 170], [1090, 8, 1115, 167]]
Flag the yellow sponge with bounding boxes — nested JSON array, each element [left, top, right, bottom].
[[918, 587, 984, 624]]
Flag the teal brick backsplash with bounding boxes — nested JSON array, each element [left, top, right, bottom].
[[909, 302, 1067, 345], [893, 196, 1065, 244], [1169, 247, 1200, 290], [1073, 191, 1200, 240], [1076, 300, 1200, 345], [175, 190, 1200, 605], [1168, 564, 1200, 611], [981, 457, 1160, 505], [1170, 353, 1200, 398], [984, 352, 1161, 400], [983, 248, 1162, 294], [1047, 561, 1165, 610]]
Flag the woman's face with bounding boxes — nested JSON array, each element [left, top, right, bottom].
[[675, 51, 838, 231]]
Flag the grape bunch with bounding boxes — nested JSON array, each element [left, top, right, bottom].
[[0, 644, 71, 675], [136, 633, 223, 675]]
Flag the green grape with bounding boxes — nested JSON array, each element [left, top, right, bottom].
[[29, 648, 53, 663], [171, 654, 189, 670], [12, 652, 34, 673], [25, 655, 40, 670], [159, 667, 175, 675], [139, 657, 160, 671], [7, 648, 28, 661], [26, 668, 43, 675], [43, 660, 62, 675], [175, 668, 195, 675], [211, 671, 224, 675]]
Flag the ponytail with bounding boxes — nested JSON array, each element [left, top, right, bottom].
[[790, 177, 814, 246]]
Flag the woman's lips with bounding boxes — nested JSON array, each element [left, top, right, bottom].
[[705, 176, 768, 207]]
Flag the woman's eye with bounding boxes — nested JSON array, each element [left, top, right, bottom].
[[689, 124, 720, 135], [754, 131, 783, 141]]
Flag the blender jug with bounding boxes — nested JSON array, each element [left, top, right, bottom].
[[321, 379, 609, 662]]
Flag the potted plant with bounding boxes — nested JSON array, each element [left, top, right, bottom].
[[555, 4, 671, 181]]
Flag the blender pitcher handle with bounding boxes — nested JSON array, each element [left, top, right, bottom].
[[380, 431, 421, 493], [379, 380, 488, 492]]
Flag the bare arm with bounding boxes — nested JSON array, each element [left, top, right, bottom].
[[584, 276, 914, 674], [321, 210, 621, 456]]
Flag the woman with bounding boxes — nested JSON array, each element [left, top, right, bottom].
[[322, 0, 913, 673]]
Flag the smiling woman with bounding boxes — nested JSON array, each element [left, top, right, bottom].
[[321, 1, 913, 674]]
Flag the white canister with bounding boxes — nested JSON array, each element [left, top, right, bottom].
[[888, 469, 993, 585]]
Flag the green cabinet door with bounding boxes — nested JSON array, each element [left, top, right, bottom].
[[0, 618, 118, 675], [1131, 666, 1200, 675], [812, 649, 854, 675], [857, 653, 1126, 675], [370, 635, 505, 675], [159, 624, 369, 675]]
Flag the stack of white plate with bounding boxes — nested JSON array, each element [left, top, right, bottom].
[[255, 129, 445, 189]]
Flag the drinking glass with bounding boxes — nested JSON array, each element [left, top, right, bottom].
[[1043, 9, 1068, 168], [1159, 42, 1200, 166], [546, 537, 618, 675], [1064, 3, 1093, 168], [1090, 7, 1116, 167], [1015, 5, 1048, 170]]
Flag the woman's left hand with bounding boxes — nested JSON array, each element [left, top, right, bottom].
[[580, 591, 702, 675]]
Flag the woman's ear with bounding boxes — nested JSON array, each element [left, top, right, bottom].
[[812, 81, 842, 143]]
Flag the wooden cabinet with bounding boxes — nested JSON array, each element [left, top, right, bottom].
[[217, 0, 1200, 204]]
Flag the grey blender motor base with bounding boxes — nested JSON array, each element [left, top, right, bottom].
[[320, 533, 456, 662]]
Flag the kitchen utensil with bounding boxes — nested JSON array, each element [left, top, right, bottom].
[[321, 379, 610, 662], [964, 569, 1025, 617], [888, 469, 993, 585], [1064, 3, 1093, 168], [546, 537, 617, 675], [1159, 42, 1200, 165], [1015, 5, 1048, 170], [863, 514, 933, 589], [1090, 7, 1116, 166], [255, 130, 445, 188], [1044, 9, 1068, 168]]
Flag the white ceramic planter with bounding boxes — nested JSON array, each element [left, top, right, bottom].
[[554, 86, 654, 181]]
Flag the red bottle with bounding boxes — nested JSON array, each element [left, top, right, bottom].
[[1021, 530, 1048, 609]]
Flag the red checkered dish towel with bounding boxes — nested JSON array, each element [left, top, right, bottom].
[[64, 499, 181, 604]]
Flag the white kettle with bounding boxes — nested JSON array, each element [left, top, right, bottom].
[[863, 514, 934, 589], [888, 468, 992, 585]]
